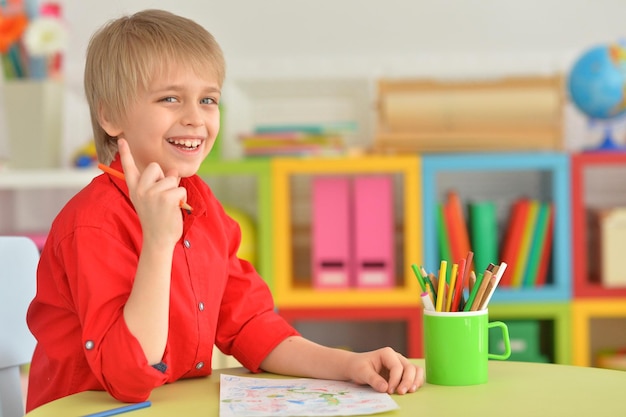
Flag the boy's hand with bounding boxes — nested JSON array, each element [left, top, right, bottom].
[[118, 138, 186, 247], [346, 347, 424, 395]]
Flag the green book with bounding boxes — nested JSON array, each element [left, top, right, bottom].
[[436, 203, 453, 264], [469, 201, 498, 273]]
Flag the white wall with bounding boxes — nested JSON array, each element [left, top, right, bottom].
[[55, 0, 626, 163]]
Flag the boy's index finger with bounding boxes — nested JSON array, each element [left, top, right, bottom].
[[117, 138, 140, 187]]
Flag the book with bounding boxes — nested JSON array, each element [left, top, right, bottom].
[[239, 132, 345, 157], [468, 200, 498, 274], [511, 199, 540, 287], [445, 191, 471, 264], [534, 203, 554, 287], [522, 202, 551, 287], [443, 197, 462, 264], [498, 198, 531, 287], [253, 121, 358, 135], [594, 208, 626, 288], [436, 203, 453, 264]]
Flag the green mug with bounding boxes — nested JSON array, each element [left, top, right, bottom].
[[423, 309, 511, 386]]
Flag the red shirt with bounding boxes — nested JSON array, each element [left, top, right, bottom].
[[26, 157, 299, 411]]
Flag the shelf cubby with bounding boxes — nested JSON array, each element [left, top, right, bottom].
[[571, 299, 626, 367], [271, 155, 422, 308], [488, 302, 571, 365], [571, 152, 626, 298], [421, 152, 571, 303]]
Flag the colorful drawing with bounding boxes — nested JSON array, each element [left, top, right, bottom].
[[219, 374, 399, 417]]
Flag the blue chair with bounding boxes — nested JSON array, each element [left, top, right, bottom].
[[0, 236, 38, 417]]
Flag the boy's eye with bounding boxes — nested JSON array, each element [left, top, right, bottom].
[[200, 97, 215, 105], [161, 96, 178, 103]]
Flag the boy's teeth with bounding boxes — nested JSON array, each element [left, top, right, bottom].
[[168, 139, 201, 148]]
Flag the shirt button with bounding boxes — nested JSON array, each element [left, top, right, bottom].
[[85, 340, 94, 350], [198, 302, 205, 311], [195, 362, 204, 370], [184, 239, 191, 248]]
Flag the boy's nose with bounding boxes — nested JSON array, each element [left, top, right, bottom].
[[180, 104, 203, 126]]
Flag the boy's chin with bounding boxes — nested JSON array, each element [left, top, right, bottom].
[[179, 165, 201, 178]]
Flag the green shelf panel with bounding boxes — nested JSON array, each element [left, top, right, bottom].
[[197, 159, 274, 290]]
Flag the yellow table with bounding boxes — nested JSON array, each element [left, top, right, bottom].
[[26, 360, 626, 417]]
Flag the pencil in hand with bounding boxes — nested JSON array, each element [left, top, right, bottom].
[[97, 163, 193, 213]]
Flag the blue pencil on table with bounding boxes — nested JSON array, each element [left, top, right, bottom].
[[81, 401, 151, 417]]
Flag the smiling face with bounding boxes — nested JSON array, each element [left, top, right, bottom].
[[85, 10, 226, 166], [100, 66, 221, 178]]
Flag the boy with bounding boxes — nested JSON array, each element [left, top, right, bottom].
[[26, 9, 423, 411]]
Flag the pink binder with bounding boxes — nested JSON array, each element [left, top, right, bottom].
[[353, 176, 395, 288], [312, 176, 352, 288]]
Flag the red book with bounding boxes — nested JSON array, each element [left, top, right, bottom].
[[444, 200, 461, 264], [534, 204, 554, 287], [499, 198, 531, 287], [445, 191, 471, 265]]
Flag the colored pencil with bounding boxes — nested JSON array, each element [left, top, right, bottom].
[[451, 258, 466, 312], [421, 291, 435, 311], [479, 262, 508, 310], [436, 260, 448, 312], [81, 401, 151, 417], [411, 264, 427, 292], [446, 263, 458, 312], [470, 269, 493, 311], [464, 271, 483, 312]]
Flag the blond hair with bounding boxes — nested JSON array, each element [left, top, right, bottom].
[[84, 9, 225, 164]]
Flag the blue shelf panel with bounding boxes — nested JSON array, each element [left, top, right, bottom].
[[421, 152, 571, 303]]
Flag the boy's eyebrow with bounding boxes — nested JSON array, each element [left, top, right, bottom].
[[155, 84, 221, 93]]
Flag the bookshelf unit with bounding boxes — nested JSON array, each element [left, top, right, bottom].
[[421, 152, 571, 303], [6, 151, 626, 368]]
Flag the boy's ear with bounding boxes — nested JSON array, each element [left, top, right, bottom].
[[98, 105, 123, 137]]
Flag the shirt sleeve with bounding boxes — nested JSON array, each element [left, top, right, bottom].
[[213, 212, 299, 372], [61, 224, 169, 402]]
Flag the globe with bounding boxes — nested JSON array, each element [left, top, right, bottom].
[[567, 42, 626, 149]]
